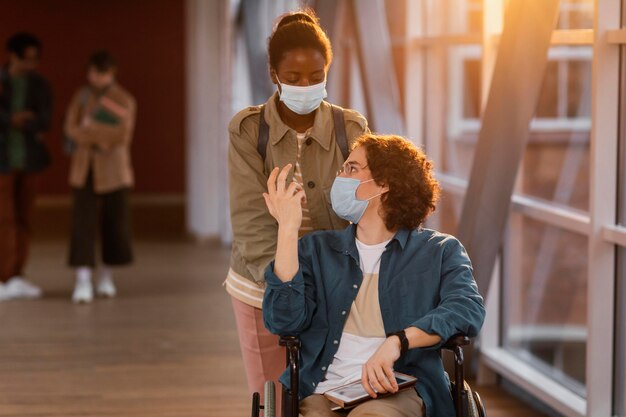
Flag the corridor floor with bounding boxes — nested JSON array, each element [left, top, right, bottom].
[[0, 233, 548, 416]]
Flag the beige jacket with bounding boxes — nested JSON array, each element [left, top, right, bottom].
[[226, 92, 368, 306], [64, 83, 136, 193]]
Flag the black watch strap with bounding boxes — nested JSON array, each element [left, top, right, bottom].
[[387, 330, 409, 356]]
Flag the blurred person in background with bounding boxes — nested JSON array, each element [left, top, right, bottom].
[[64, 50, 136, 304], [0, 32, 52, 301]]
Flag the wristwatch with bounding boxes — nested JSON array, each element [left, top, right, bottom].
[[387, 329, 409, 356]]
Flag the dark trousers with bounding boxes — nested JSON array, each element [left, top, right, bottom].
[[68, 172, 133, 267], [0, 172, 37, 282]]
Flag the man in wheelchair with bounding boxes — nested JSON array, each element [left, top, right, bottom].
[[262, 134, 486, 417]]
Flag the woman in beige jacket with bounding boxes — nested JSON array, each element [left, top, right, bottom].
[[226, 9, 369, 411], [64, 51, 136, 304]]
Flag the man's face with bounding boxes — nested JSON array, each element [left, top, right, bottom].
[[9, 46, 40, 74], [87, 66, 115, 90]]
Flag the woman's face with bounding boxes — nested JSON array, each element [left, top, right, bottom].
[[339, 146, 388, 200], [87, 66, 115, 90], [271, 47, 326, 88]]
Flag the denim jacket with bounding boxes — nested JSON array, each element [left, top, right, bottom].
[[263, 224, 486, 417]]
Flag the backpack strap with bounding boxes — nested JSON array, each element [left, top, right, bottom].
[[257, 105, 269, 161], [331, 105, 349, 160]]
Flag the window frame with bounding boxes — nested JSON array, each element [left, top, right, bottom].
[[404, 1, 622, 415]]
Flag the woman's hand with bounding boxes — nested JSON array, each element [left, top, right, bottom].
[[361, 337, 401, 398], [264, 165, 306, 282], [263, 165, 306, 234]]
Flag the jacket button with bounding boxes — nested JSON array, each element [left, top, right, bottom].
[[305, 138, 313, 146], [341, 310, 347, 315], [333, 339, 339, 345], [307, 181, 316, 189], [322, 366, 327, 371], [353, 284, 358, 289]]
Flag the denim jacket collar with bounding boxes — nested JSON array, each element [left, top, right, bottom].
[[329, 224, 412, 260]]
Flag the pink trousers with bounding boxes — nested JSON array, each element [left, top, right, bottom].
[[231, 296, 285, 415]]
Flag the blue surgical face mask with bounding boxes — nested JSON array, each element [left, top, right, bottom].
[[277, 76, 327, 115], [330, 177, 384, 224]]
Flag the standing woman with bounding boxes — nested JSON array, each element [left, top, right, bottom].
[[64, 51, 136, 304], [226, 9, 369, 407]]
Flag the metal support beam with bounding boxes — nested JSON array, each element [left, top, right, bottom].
[[457, 0, 561, 296], [349, 0, 405, 134]]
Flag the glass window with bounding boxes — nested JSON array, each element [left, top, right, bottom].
[[503, 46, 592, 394], [417, 0, 483, 179], [424, 0, 483, 36], [556, 0, 594, 30], [514, 47, 592, 212], [415, 0, 604, 411], [429, 45, 483, 179], [503, 214, 587, 397], [417, 0, 483, 239]]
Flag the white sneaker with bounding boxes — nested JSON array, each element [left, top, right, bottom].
[[96, 275, 116, 298], [72, 277, 93, 304], [0, 283, 12, 301], [4, 277, 43, 299]]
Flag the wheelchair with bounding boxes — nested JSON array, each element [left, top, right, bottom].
[[251, 334, 486, 417]]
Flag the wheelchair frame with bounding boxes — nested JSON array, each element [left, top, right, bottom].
[[252, 334, 486, 417]]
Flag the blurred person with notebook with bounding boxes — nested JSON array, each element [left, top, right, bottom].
[[64, 50, 136, 304]]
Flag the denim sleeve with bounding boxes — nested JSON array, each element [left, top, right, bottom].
[[410, 237, 486, 350], [262, 238, 317, 336]]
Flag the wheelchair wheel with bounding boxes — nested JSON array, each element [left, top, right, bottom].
[[473, 391, 486, 417], [264, 380, 276, 417]]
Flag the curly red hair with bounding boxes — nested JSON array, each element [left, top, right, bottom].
[[353, 134, 440, 230]]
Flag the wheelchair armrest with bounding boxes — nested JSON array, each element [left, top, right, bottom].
[[442, 334, 472, 415], [442, 334, 470, 351], [279, 336, 301, 417], [279, 335, 301, 349]]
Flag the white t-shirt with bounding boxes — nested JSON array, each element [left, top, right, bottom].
[[314, 238, 391, 393]]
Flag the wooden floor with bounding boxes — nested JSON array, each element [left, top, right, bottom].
[[0, 229, 549, 416]]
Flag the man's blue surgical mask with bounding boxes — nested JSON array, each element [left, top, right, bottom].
[[330, 177, 384, 224], [277, 76, 327, 115]]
